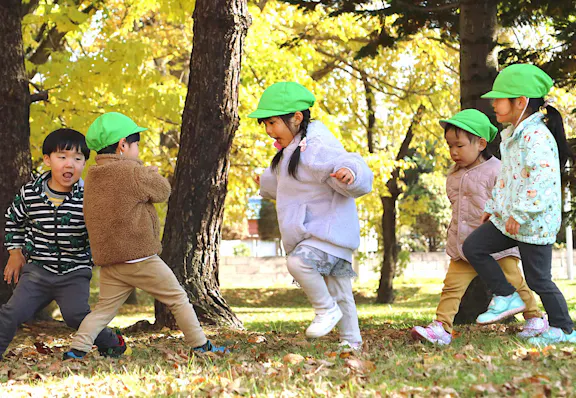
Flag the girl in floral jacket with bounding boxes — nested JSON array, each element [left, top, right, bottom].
[[463, 64, 576, 345]]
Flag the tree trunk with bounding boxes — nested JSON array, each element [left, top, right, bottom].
[[155, 0, 249, 328], [377, 195, 398, 303], [376, 104, 425, 304], [0, 0, 32, 305], [455, 0, 499, 321], [459, 0, 499, 152]]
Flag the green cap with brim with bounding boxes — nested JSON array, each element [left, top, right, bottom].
[[481, 64, 553, 99], [440, 109, 498, 143], [248, 82, 315, 119], [86, 112, 147, 152]]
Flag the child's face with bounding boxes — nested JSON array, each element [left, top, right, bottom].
[[445, 128, 486, 169], [262, 114, 301, 148], [43, 148, 86, 192], [492, 97, 526, 125]]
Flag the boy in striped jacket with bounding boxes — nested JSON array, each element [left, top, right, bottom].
[[0, 129, 128, 359]]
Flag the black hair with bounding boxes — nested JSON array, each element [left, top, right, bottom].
[[258, 110, 311, 179], [42, 128, 90, 160], [97, 133, 141, 155], [444, 125, 492, 161], [512, 98, 573, 170]]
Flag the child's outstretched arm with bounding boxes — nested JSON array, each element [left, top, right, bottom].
[[258, 167, 278, 200], [307, 143, 373, 198], [134, 165, 172, 203], [4, 187, 28, 284]]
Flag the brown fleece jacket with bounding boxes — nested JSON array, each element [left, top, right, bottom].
[[83, 154, 171, 266]]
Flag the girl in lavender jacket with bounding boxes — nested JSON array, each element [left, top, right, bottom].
[[250, 82, 373, 350], [411, 109, 544, 345]]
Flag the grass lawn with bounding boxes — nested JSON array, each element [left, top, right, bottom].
[[2, 277, 576, 397]]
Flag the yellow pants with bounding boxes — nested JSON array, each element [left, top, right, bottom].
[[436, 257, 542, 333], [71, 255, 207, 352]]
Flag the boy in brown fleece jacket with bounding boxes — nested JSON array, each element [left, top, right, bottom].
[[63, 112, 226, 359]]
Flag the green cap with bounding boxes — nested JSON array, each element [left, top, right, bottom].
[[481, 64, 553, 99], [440, 109, 498, 143], [86, 112, 147, 152], [248, 82, 315, 119]]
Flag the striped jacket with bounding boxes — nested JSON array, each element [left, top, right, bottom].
[[4, 172, 92, 274]]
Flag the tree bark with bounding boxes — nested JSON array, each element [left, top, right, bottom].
[[455, 0, 499, 322], [376, 104, 425, 304], [155, 0, 249, 328], [0, 0, 32, 305], [459, 0, 499, 152]]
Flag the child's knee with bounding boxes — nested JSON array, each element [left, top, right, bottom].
[[286, 255, 304, 276]]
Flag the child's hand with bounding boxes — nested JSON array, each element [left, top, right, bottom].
[[481, 212, 492, 223], [253, 174, 261, 186], [330, 168, 355, 185], [4, 249, 25, 284], [505, 216, 520, 235]]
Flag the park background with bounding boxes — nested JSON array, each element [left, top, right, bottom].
[[1, 0, 576, 396]]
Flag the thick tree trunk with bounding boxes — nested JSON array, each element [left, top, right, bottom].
[[0, 0, 32, 305], [376, 105, 425, 304], [459, 0, 499, 152], [155, 0, 249, 328], [456, 0, 499, 322]]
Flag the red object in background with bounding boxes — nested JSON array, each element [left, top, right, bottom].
[[248, 219, 259, 236]]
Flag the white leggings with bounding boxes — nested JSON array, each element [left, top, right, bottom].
[[286, 255, 362, 343]]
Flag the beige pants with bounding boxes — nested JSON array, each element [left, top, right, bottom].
[[436, 257, 542, 333], [71, 255, 207, 352]]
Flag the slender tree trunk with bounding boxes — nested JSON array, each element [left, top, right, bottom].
[[0, 0, 32, 305], [155, 0, 249, 328], [455, 0, 499, 322], [376, 104, 425, 304]]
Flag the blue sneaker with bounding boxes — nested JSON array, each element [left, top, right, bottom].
[[528, 327, 576, 346], [192, 340, 229, 354], [476, 292, 526, 324], [62, 349, 88, 360]]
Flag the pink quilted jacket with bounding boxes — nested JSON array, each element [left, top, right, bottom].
[[445, 156, 520, 262]]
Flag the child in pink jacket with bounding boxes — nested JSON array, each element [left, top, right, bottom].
[[410, 109, 545, 345]]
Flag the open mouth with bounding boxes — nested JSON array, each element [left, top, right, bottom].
[[63, 172, 73, 179]]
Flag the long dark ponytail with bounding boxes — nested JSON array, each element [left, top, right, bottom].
[[522, 98, 574, 170], [260, 109, 311, 178]]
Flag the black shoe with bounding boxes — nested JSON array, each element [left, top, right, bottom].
[[98, 329, 132, 358]]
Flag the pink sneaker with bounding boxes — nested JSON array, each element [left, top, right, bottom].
[[411, 321, 452, 345], [517, 316, 549, 339]]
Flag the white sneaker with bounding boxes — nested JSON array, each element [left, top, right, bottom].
[[305, 304, 343, 338], [339, 340, 362, 352]]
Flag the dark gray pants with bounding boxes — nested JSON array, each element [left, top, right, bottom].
[[462, 221, 574, 332], [0, 263, 118, 356]]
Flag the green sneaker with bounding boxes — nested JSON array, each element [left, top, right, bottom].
[[528, 327, 576, 346], [476, 292, 526, 324]]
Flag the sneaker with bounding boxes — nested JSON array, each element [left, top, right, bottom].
[[476, 292, 526, 324], [339, 340, 363, 352], [98, 330, 132, 358], [517, 316, 549, 339], [192, 340, 229, 354], [305, 304, 343, 338], [411, 321, 452, 345], [528, 327, 576, 346], [62, 349, 88, 360]]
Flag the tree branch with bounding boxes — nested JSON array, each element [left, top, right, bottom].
[[30, 91, 48, 103]]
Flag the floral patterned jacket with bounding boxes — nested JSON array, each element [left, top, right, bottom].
[[485, 112, 562, 245]]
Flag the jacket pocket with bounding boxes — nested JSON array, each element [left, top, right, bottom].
[[277, 203, 308, 252]]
